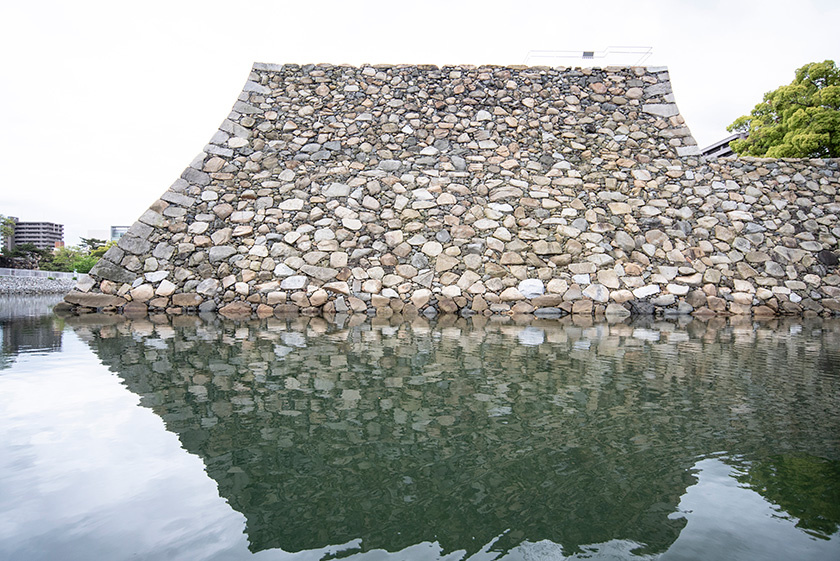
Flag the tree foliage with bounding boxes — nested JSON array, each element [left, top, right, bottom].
[[727, 60, 840, 158], [0, 214, 14, 247], [39, 241, 115, 273], [80, 237, 106, 250], [0, 233, 115, 273], [1, 243, 51, 269], [735, 454, 840, 539]]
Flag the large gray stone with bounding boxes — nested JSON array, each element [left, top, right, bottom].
[[90, 259, 136, 284], [64, 291, 126, 308]]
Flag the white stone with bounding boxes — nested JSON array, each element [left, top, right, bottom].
[[273, 263, 296, 277], [422, 241, 443, 257], [278, 198, 305, 211], [633, 284, 661, 299], [188, 221, 209, 234], [145, 271, 169, 283], [665, 283, 689, 296], [281, 275, 308, 290], [230, 211, 255, 223], [473, 219, 500, 230], [441, 285, 462, 298], [605, 303, 631, 318], [411, 289, 432, 308], [343, 218, 363, 231], [583, 284, 610, 303], [517, 279, 545, 298], [155, 279, 177, 296], [324, 183, 351, 197]]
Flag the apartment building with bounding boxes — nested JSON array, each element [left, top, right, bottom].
[[4, 218, 65, 250]]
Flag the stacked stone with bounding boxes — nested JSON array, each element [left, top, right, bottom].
[[0, 275, 77, 295], [62, 63, 840, 318]]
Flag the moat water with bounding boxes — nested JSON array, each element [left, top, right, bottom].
[[1, 295, 839, 560]]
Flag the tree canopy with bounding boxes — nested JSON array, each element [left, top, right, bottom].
[[727, 60, 840, 158], [0, 215, 14, 246]]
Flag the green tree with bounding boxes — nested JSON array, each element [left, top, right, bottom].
[[0, 215, 14, 250], [39, 243, 107, 274], [6, 243, 50, 269], [39, 246, 82, 272], [80, 237, 107, 252], [727, 60, 840, 158]]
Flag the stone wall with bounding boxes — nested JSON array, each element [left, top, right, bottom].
[[1, 271, 77, 295], [62, 63, 840, 318]]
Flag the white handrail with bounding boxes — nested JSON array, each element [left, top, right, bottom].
[[0, 268, 77, 279]]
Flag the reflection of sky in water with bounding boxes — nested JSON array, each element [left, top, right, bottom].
[[0, 312, 839, 560], [659, 458, 839, 561]]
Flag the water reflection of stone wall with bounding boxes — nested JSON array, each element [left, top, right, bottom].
[[71, 315, 840, 555]]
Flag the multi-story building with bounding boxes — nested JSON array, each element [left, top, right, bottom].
[[110, 226, 129, 242], [8, 219, 64, 250]]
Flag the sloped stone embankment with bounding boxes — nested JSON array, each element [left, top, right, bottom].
[[63, 63, 840, 318]]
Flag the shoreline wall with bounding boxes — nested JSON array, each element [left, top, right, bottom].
[[62, 63, 840, 318], [1, 270, 77, 295]]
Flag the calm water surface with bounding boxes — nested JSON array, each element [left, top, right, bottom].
[[1, 295, 839, 560]]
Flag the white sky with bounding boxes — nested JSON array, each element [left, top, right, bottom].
[[1, 0, 838, 246]]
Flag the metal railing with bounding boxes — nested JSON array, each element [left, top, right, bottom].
[[0, 268, 78, 279]]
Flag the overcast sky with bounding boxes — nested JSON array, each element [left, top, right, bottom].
[[1, 0, 838, 246]]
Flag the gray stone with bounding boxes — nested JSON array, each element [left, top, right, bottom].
[[90, 259, 136, 284], [196, 278, 220, 296], [642, 104, 679, 117], [117, 234, 152, 255], [64, 291, 127, 308], [379, 160, 401, 171], [182, 168, 211, 186], [209, 246, 238, 262]]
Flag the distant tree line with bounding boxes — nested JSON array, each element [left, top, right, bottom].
[[1, 215, 111, 273]]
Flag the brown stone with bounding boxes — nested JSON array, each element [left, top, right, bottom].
[[510, 302, 535, 314], [531, 294, 565, 307], [471, 295, 488, 312], [822, 298, 840, 312], [348, 297, 368, 313], [706, 296, 727, 311], [780, 300, 802, 315], [572, 300, 593, 315], [438, 298, 459, 314], [64, 291, 127, 309], [149, 297, 169, 309], [752, 305, 777, 316], [692, 307, 716, 318], [219, 301, 252, 318], [171, 293, 203, 307], [122, 302, 148, 317], [685, 290, 707, 307], [273, 304, 300, 316], [256, 304, 274, 318]]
